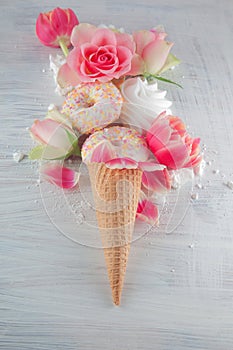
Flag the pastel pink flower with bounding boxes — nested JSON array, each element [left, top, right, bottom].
[[36, 7, 79, 48], [128, 29, 173, 76], [136, 196, 159, 226], [146, 112, 202, 170], [88, 141, 171, 193], [41, 163, 80, 189], [30, 119, 78, 160], [58, 23, 136, 86]]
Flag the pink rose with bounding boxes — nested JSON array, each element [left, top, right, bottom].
[[129, 29, 173, 76], [58, 23, 135, 86]]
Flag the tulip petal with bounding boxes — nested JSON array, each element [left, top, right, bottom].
[[51, 7, 69, 34], [41, 163, 80, 189], [138, 161, 166, 172], [143, 40, 173, 74], [142, 168, 171, 192], [90, 140, 116, 163], [36, 13, 58, 47], [30, 119, 74, 151], [155, 141, 190, 169], [66, 8, 79, 35], [57, 62, 81, 88], [105, 157, 138, 169], [136, 198, 159, 225]]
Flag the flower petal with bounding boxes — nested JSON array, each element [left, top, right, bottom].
[[105, 157, 138, 169], [136, 198, 159, 225], [142, 168, 171, 192], [41, 163, 80, 188], [143, 40, 173, 74], [158, 53, 181, 74], [90, 140, 116, 163], [115, 32, 135, 53], [30, 119, 74, 152], [128, 53, 145, 75], [91, 28, 117, 46], [155, 141, 190, 169], [138, 161, 166, 172], [71, 23, 97, 47], [133, 30, 155, 56], [57, 62, 81, 88]]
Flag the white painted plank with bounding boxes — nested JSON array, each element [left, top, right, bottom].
[[1, 0, 233, 349]]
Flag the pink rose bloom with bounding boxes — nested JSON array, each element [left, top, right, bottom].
[[58, 23, 136, 86], [129, 28, 173, 76], [146, 112, 202, 170], [36, 7, 79, 48]]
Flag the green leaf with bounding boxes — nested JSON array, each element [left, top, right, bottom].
[[65, 129, 77, 146], [72, 145, 81, 157], [154, 75, 183, 89], [28, 145, 45, 160], [144, 73, 183, 89], [158, 53, 181, 75]]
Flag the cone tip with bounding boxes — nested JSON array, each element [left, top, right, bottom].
[[112, 293, 121, 306]]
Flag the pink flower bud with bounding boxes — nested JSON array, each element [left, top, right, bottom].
[[36, 7, 79, 48]]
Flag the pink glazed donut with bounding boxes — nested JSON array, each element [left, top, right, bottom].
[[61, 81, 123, 134], [81, 126, 150, 163]]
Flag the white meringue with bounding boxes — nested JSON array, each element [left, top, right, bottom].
[[120, 77, 172, 133]]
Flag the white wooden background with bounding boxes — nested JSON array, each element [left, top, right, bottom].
[[1, 0, 233, 349]]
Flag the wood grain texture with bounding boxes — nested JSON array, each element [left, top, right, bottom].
[[1, 0, 233, 349]]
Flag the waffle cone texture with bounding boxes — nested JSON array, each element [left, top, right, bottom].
[[87, 163, 142, 305]]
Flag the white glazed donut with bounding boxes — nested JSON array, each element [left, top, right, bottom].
[[61, 81, 123, 134], [81, 126, 150, 163]]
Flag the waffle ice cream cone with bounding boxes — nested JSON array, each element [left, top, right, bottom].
[[87, 162, 142, 305]]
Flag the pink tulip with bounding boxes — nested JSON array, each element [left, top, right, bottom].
[[142, 167, 171, 193], [136, 195, 159, 225], [36, 7, 79, 48], [30, 119, 78, 159], [129, 29, 173, 76], [58, 23, 135, 86], [146, 112, 202, 170], [41, 163, 80, 189]]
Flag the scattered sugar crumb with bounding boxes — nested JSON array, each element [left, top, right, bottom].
[[13, 151, 25, 162], [48, 103, 55, 111], [170, 268, 175, 273], [213, 169, 219, 174], [195, 183, 203, 189], [225, 181, 233, 190], [206, 160, 212, 166], [188, 243, 194, 249], [191, 193, 199, 200]]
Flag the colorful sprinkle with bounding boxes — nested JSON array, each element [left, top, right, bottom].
[[82, 126, 150, 163], [61, 81, 123, 133]]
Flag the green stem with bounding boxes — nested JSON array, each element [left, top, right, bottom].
[[58, 39, 69, 57]]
